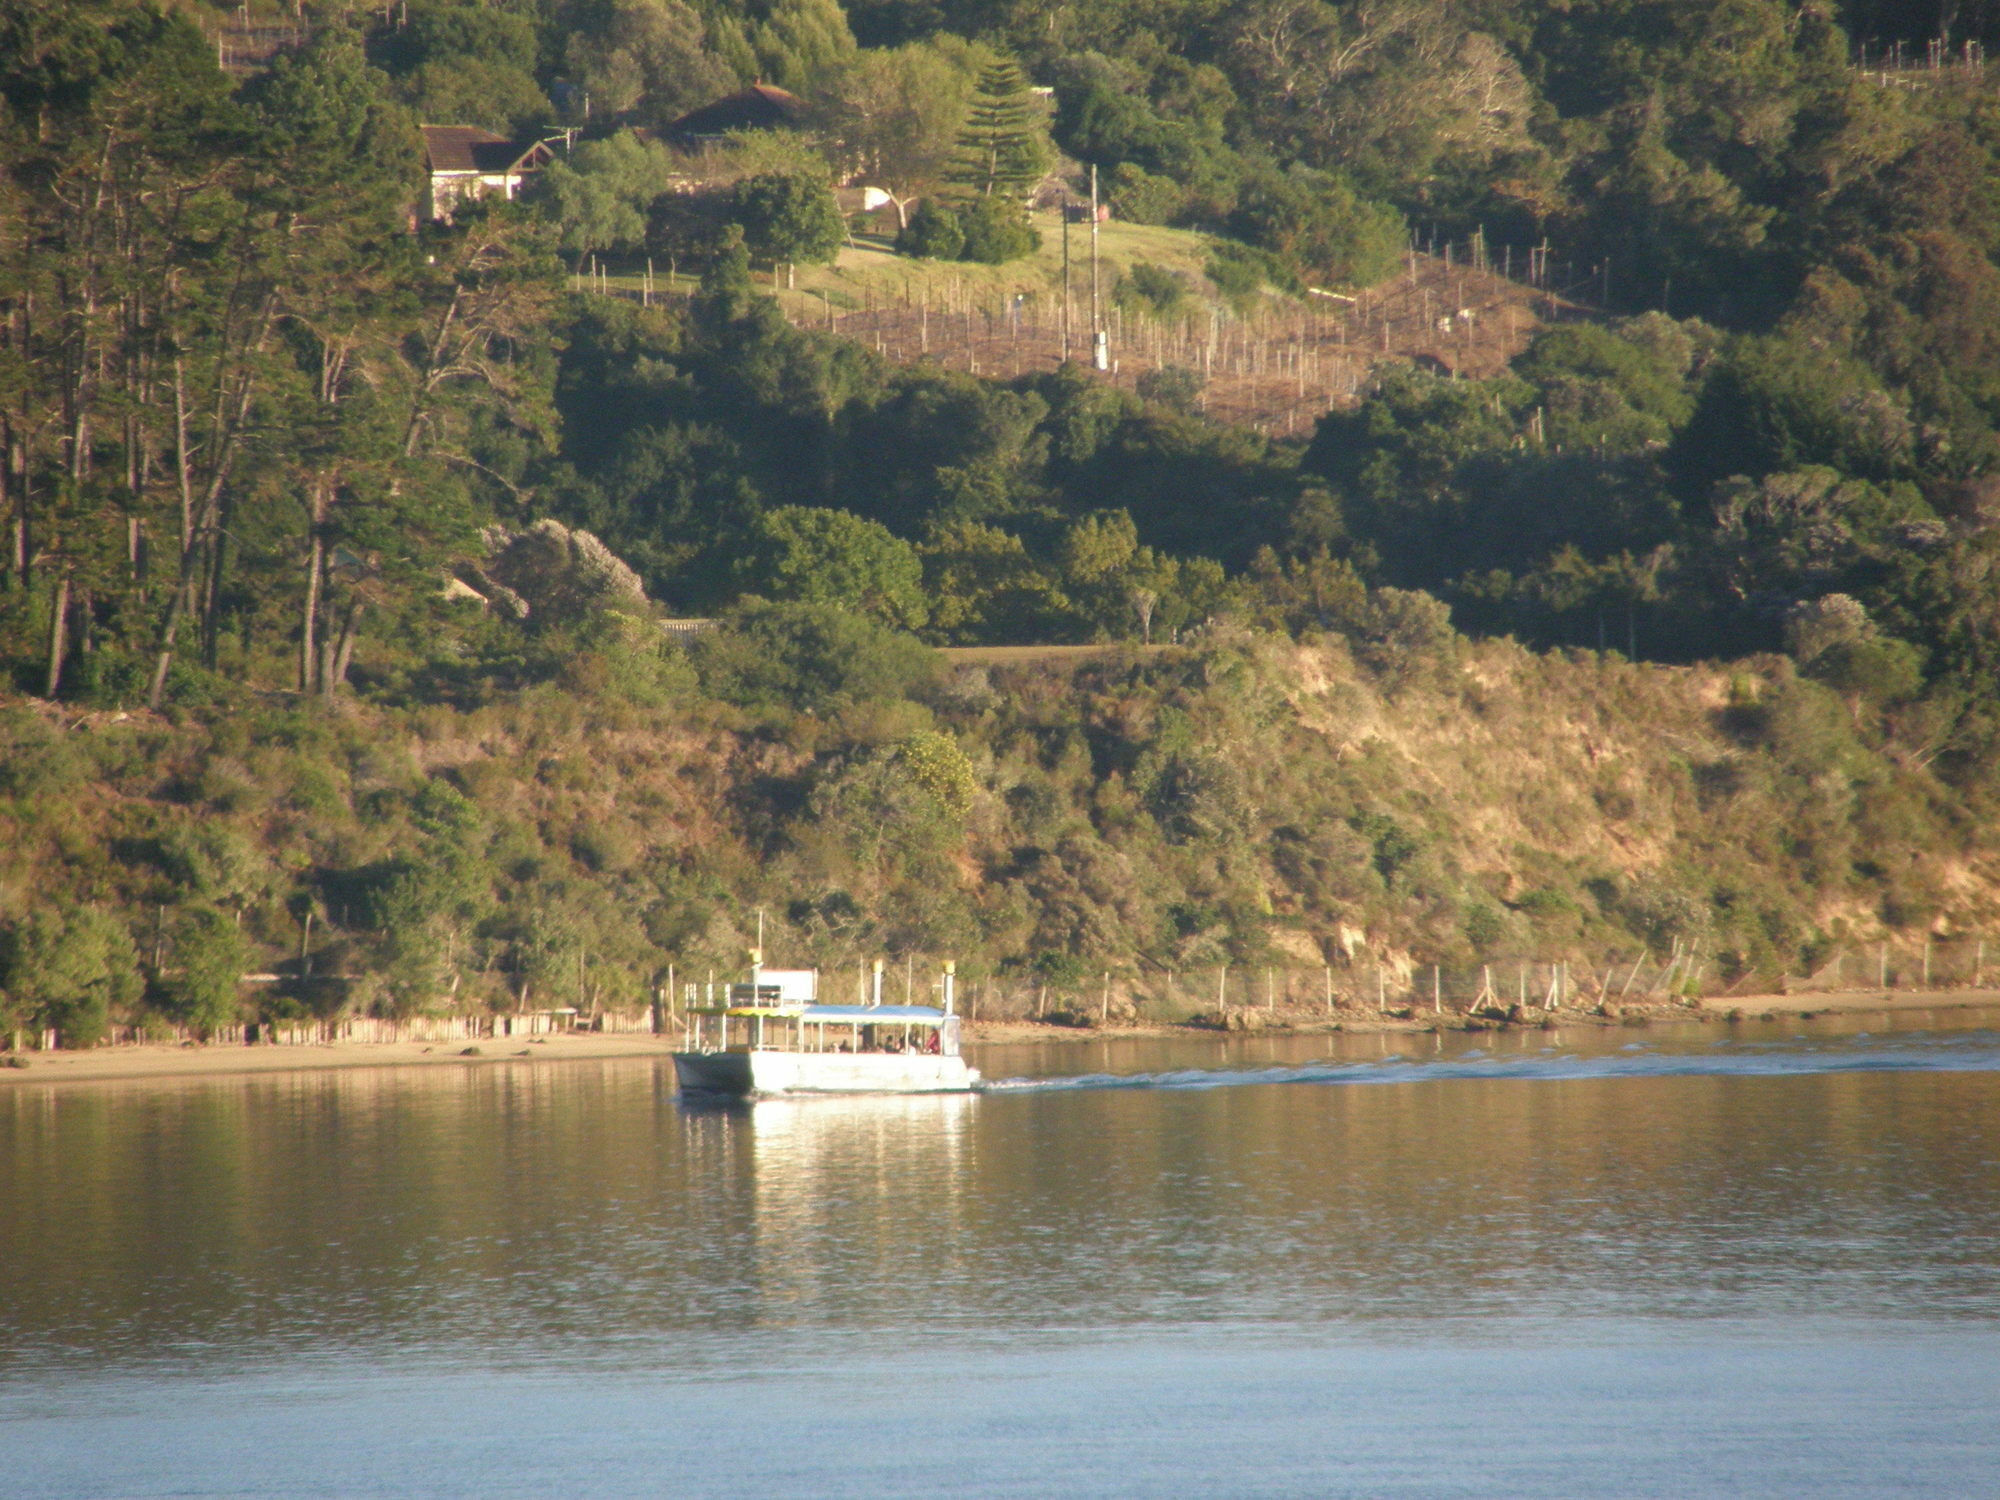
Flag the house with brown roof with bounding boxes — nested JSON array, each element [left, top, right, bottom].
[[664, 85, 807, 149], [420, 126, 557, 222]]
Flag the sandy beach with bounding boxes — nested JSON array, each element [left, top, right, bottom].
[[0, 1031, 681, 1087], [3, 991, 1996, 1088], [1692, 989, 2000, 1016]]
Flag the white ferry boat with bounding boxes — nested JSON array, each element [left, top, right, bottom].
[[672, 957, 980, 1097]]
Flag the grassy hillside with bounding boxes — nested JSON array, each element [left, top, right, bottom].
[[602, 214, 1242, 317], [4, 618, 1990, 1044]]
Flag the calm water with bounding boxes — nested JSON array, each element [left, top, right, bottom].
[[4, 1010, 2000, 1497]]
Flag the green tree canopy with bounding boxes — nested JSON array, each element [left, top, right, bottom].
[[814, 39, 982, 222], [728, 169, 846, 266], [157, 906, 250, 1038], [563, 0, 733, 124], [533, 130, 681, 261], [0, 908, 142, 1047], [734, 506, 929, 628]]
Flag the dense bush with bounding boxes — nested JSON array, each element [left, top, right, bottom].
[[896, 198, 964, 259], [956, 195, 1040, 263]]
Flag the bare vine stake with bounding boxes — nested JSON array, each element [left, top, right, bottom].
[[1619, 955, 1643, 999]]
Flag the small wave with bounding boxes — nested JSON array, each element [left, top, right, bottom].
[[974, 1032, 2000, 1096]]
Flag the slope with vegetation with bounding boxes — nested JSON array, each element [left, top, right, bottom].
[[8, 0, 2000, 1043], [6, 598, 1993, 1045]]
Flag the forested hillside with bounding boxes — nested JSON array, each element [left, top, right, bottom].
[[7, 0, 2000, 1042]]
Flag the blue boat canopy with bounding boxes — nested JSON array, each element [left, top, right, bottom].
[[799, 1005, 946, 1024]]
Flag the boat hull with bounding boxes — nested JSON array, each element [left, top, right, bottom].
[[672, 1049, 980, 1097]]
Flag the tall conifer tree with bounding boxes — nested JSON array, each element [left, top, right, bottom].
[[946, 55, 1048, 200]]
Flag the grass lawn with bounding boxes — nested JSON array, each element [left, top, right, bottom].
[[584, 213, 1260, 317]]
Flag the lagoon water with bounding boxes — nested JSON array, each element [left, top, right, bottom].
[[4, 1010, 2000, 1497]]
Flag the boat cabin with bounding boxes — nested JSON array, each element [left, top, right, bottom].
[[683, 1001, 962, 1059], [674, 956, 976, 1095]]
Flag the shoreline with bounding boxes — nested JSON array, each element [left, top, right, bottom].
[[4, 989, 1996, 1089]]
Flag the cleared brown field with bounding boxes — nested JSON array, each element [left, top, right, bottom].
[[598, 224, 1609, 436], [770, 243, 1602, 436]]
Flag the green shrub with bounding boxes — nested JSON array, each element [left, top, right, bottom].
[[559, 615, 700, 708], [0, 709, 86, 800], [897, 730, 977, 817], [1514, 887, 1583, 924], [66, 648, 153, 710], [896, 198, 964, 260], [1461, 901, 1510, 954], [692, 599, 937, 715], [1807, 635, 1925, 705], [1206, 240, 1296, 303], [1105, 162, 1186, 225], [1116, 261, 1191, 317], [155, 822, 266, 903], [1135, 365, 1205, 415], [957, 196, 1040, 264]]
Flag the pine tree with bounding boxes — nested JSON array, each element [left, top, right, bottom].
[[945, 56, 1049, 200]]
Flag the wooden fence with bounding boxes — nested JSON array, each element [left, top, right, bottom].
[[915, 937, 2000, 1024], [29, 1009, 659, 1053], [572, 240, 1606, 437]]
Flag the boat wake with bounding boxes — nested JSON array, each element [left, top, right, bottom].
[[974, 1031, 2000, 1095]]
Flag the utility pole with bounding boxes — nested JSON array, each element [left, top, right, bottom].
[[1090, 164, 1106, 371], [1060, 199, 1071, 362]]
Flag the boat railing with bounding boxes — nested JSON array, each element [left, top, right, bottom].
[[680, 1005, 961, 1058]]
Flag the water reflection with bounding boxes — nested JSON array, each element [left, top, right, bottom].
[[675, 1093, 977, 1329], [1, 1014, 1998, 1375]]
